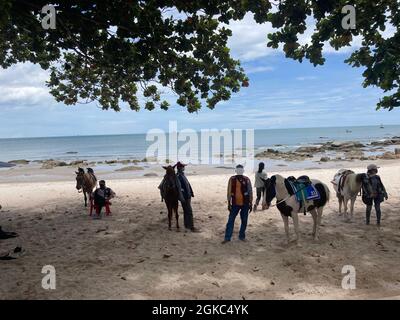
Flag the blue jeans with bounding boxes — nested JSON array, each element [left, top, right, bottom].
[[224, 204, 249, 241]]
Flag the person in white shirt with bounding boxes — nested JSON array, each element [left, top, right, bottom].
[[253, 162, 267, 212]]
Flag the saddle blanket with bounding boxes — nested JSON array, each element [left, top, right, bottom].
[[331, 169, 354, 194], [289, 181, 321, 202]]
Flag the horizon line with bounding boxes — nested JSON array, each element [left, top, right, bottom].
[[0, 123, 399, 140]]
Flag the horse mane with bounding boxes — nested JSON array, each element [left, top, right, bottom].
[[355, 173, 365, 184]]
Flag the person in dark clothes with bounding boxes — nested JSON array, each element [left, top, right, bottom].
[[222, 164, 253, 243], [176, 162, 200, 232], [92, 180, 116, 219], [361, 164, 388, 226]]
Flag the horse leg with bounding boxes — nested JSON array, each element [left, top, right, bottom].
[[281, 214, 290, 244], [84, 191, 87, 207], [314, 207, 323, 241], [175, 205, 179, 230], [311, 209, 317, 238], [167, 206, 172, 230], [343, 196, 349, 221], [338, 195, 343, 216], [292, 212, 300, 243], [350, 197, 356, 220]]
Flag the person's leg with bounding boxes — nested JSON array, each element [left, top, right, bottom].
[[105, 201, 111, 215], [366, 204, 372, 225], [95, 205, 103, 219], [255, 188, 262, 209], [182, 198, 194, 229], [374, 198, 382, 225], [239, 205, 249, 240], [224, 205, 240, 241]]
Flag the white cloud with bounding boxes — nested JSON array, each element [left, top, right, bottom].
[[227, 14, 370, 62], [245, 65, 274, 74], [296, 76, 317, 81], [227, 14, 277, 61], [0, 63, 53, 107]]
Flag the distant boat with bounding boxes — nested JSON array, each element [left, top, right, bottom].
[[346, 129, 352, 133], [380, 124, 384, 129]]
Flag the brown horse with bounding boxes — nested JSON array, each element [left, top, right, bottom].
[[159, 165, 180, 230], [75, 168, 97, 207]]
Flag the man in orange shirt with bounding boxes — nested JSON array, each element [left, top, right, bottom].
[[222, 164, 253, 243]]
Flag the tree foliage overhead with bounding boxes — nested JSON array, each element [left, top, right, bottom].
[[0, 0, 399, 112]]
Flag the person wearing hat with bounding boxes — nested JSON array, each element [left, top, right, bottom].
[[92, 180, 116, 218], [361, 164, 388, 225], [176, 162, 199, 232], [222, 164, 253, 243]]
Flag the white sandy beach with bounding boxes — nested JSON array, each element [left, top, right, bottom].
[[0, 160, 399, 300]]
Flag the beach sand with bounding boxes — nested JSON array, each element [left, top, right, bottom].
[[0, 161, 399, 299]]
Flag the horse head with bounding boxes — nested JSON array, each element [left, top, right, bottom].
[[162, 165, 176, 176], [162, 165, 178, 192], [75, 167, 85, 191], [262, 175, 277, 209]]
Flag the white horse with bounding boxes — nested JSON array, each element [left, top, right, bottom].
[[262, 174, 330, 244], [331, 169, 363, 221]]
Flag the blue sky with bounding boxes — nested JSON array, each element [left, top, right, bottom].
[[0, 14, 398, 138]]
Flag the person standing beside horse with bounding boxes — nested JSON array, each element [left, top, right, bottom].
[[361, 164, 388, 226], [222, 164, 253, 244], [253, 162, 267, 212], [176, 162, 200, 232]]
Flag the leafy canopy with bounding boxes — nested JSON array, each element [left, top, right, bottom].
[[0, 1, 399, 111]]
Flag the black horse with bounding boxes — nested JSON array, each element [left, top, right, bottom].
[[159, 165, 180, 230]]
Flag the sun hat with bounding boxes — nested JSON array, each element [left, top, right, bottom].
[[367, 164, 379, 171]]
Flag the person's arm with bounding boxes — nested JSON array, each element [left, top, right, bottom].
[[227, 177, 232, 210], [379, 176, 388, 199], [189, 182, 194, 197], [248, 178, 253, 211], [176, 176, 185, 202], [262, 171, 268, 179]]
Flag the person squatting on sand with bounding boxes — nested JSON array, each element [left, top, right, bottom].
[[253, 162, 267, 212], [91, 180, 116, 219], [176, 162, 200, 232], [222, 164, 253, 243], [361, 164, 388, 226]]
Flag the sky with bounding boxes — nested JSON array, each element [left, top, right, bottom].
[[0, 14, 399, 138]]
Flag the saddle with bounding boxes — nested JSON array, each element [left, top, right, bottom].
[[332, 169, 354, 194], [285, 176, 320, 215], [338, 170, 354, 192]]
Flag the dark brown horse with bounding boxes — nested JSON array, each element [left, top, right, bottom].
[[159, 165, 180, 230], [75, 168, 97, 207]]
